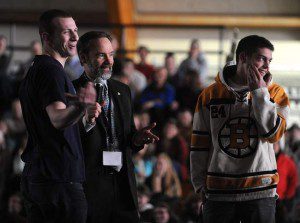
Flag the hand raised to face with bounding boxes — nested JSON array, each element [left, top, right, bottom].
[[247, 64, 268, 90]]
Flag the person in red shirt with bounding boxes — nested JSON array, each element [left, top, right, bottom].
[[274, 141, 298, 223], [135, 46, 155, 82]]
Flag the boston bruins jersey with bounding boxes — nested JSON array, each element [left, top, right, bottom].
[[190, 65, 290, 201]]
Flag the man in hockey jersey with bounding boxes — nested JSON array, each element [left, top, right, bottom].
[[190, 35, 289, 223]]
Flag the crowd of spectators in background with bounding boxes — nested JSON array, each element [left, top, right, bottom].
[[0, 34, 299, 223]]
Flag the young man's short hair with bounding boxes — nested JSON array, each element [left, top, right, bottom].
[[137, 185, 151, 197], [0, 35, 7, 41], [123, 57, 134, 65], [39, 9, 72, 38], [190, 39, 199, 47], [165, 52, 174, 59], [137, 45, 149, 53], [77, 31, 112, 56], [235, 35, 274, 64]]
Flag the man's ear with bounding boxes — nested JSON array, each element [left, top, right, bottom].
[[239, 52, 247, 64], [78, 53, 87, 66], [40, 32, 50, 43]]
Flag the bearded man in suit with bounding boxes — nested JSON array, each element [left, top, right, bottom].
[[73, 31, 159, 223]]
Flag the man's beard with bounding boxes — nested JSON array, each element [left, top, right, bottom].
[[88, 63, 112, 80], [99, 67, 112, 80]]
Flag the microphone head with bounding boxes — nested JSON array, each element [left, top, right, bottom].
[[94, 77, 105, 103], [94, 77, 104, 86]]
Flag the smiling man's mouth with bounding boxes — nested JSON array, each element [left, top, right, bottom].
[[259, 70, 267, 76]]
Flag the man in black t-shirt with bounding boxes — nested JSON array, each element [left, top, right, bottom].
[[19, 9, 96, 223]]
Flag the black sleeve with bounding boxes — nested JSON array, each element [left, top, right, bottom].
[[39, 65, 67, 109]]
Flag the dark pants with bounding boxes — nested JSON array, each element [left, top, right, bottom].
[[20, 178, 87, 223], [203, 197, 276, 223], [85, 169, 139, 223]]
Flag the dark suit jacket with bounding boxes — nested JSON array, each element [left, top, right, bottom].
[[73, 74, 142, 210]]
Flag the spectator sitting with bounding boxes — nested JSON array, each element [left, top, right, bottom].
[[158, 119, 189, 181], [0, 35, 11, 76], [0, 193, 26, 223], [146, 153, 182, 200], [152, 202, 179, 223], [0, 120, 13, 210], [140, 111, 151, 129], [133, 112, 157, 184], [137, 185, 154, 223], [133, 143, 157, 186], [12, 41, 42, 100], [177, 109, 193, 146], [0, 35, 13, 114], [285, 124, 300, 222], [122, 58, 147, 98], [176, 69, 203, 112], [286, 124, 300, 154], [133, 148, 148, 186], [110, 34, 122, 77], [113, 71, 130, 86], [164, 52, 178, 87], [140, 67, 177, 132], [135, 45, 155, 83], [180, 193, 203, 223], [5, 99, 26, 151], [6, 136, 27, 201], [177, 39, 208, 87], [274, 141, 298, 223], [20, 40, 42, 79]]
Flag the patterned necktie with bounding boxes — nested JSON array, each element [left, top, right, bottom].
[[101, 84, 109, 116], [95, 82, 122, 171]]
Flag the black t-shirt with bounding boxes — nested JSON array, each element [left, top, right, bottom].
[[19, 55, 85, 183]]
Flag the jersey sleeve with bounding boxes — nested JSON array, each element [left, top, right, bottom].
[[190, 90, 212, 193], [251, 85, 290, 143]]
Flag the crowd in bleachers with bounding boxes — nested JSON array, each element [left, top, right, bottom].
[[0, 33, 299, 223]]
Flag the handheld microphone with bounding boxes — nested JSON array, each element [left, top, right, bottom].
[[94, 77, 106, 106]]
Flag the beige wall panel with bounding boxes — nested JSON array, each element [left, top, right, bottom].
[[135, 0, 300, 16]]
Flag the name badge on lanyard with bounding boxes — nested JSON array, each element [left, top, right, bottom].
[[103, 151, 122, 166]]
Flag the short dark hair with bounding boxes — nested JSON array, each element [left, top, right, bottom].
[[0, 35, 7, 41], [235, 35, 274, 64], [165, 118, 178, 126], [77, 31, 112, 56], [154, 202, 171, 213], [165, 52, 174, 59], [137, 185, 151, 197], [137, 45, 149, 53], [39, 9, 72, 37], [123, 57, 134, 64], [191, 39, 199, 46]]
